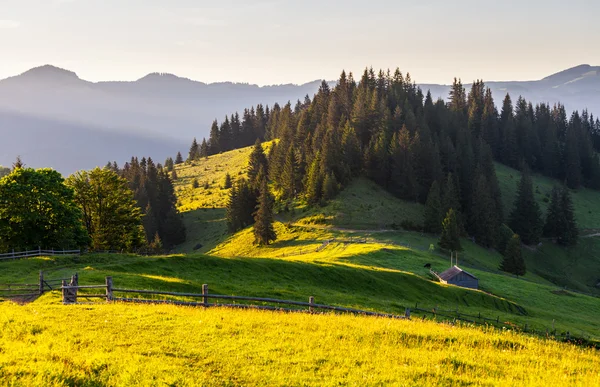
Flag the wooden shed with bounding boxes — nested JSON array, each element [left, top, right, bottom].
[[436, 266, 478, 290]]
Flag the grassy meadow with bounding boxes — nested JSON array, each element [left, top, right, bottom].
[[2, 143, 600, 386], [1, 302, 599, 386]]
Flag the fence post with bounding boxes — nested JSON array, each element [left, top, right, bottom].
[[404, 308, 411, 319], [61, 280, 67, 304], [39, 270, 44, 295], [309, 296, 315, 312], [105, 276, 113, 301], [202, 284, 208, 306]]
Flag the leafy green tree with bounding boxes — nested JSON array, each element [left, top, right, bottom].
[[253, 180, 277, 245], [423, 181, 442, 234], [500, 234, 526, 276], [66, 168, 143, 251], [439, 209, 462, 252], [509, 169, 542, 245], [0, 168, 89, 251]]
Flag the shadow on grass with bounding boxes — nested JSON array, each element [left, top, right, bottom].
[[1, 251, 525, 316]]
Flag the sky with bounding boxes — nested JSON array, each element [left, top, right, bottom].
[[0, 0, 599, 85]]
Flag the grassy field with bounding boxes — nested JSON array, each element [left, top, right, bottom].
[[1, 302, 599, 386], [495, 162, 600, 231]]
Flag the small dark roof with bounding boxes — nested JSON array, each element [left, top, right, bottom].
[[438, 266, 478, 281]]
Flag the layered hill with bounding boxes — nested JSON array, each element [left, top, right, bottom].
[[1, 64, 599, 173]]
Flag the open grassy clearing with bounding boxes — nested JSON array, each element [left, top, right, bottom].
[[1, 303, 599, 387], [495, 162, 600, 231]]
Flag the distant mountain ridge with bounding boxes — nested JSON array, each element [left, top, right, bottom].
[[0, 64, 598, 174]]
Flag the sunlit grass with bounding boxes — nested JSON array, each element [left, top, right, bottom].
[[0, 303, 598, 386]]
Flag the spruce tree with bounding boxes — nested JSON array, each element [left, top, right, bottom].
[[209, 120, 221, 155], [226, 183, 241, 232], [423, 181, 443, 234], [500, 234, 526, 276], [170, 169, 178, 180], [497, 224, 514, 255], [509, 168, 542, 245], [439, 209, 462, 252], [175, 152, 184, 165], [305, 153, 323, 204], [223, 173, 233, 189], [200, 138, 209, 158], [281, 146, 297, 199], [192, 178, 199, 189], [322, 172, 338, 201], [248, 139, 268, 188], [560, 187, 579, 246], [470, 173, 497, 247], [253, 179, 276, 245], [188, 138, 199, 161], [544, 187, 578, 246]]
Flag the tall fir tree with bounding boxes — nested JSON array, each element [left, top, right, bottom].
[[509, 169, 542, 245], [188, 138, 199, 161], [423, 181, 443, 234], [253, 179, 277, 245], [439, 209, 462, 252], [175, 152, 184, 165], [500, 234, 526, 276], [281, 145, 298, 199], [247, 139, 268, 189]]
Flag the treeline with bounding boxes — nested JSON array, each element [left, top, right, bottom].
[[0, 153, 185, 253], [189, 68, 591, 253], [187, 105, 270, 161], [105, 156, 186, 249]]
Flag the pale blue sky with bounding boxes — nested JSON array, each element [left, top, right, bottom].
[[0, 0, 598, 85]]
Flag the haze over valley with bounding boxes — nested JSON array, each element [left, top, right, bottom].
[[1, 63, 598, 173]]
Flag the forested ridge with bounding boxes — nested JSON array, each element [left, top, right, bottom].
[[189, 68, 597, 253]]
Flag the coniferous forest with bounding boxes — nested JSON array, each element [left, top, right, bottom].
[[193, 68, 598, 256]]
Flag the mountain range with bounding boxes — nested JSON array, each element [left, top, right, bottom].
[[0, 64, 598, 174]]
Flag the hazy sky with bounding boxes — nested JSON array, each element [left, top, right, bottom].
[[1, 0, 598, 85]]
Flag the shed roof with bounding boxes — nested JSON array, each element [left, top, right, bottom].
[[438, 266, 478, 281]]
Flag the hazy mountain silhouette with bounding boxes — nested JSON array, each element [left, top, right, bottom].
[[0, 64, 598, 174]]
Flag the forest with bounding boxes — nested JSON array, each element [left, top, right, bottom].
[[191, 68, 592, 272]]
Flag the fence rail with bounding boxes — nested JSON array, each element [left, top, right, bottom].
[[0, 271, 76, 301], [0, 248, 80, 261], [61, 278, 409, 320]]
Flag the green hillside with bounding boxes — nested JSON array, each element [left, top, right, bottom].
[[2, 143, 599, 352]]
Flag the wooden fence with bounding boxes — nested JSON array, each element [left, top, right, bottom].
[[0, 248, 80, 261], [0, 271, 74, 301], [60, 277, 409, 319]]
